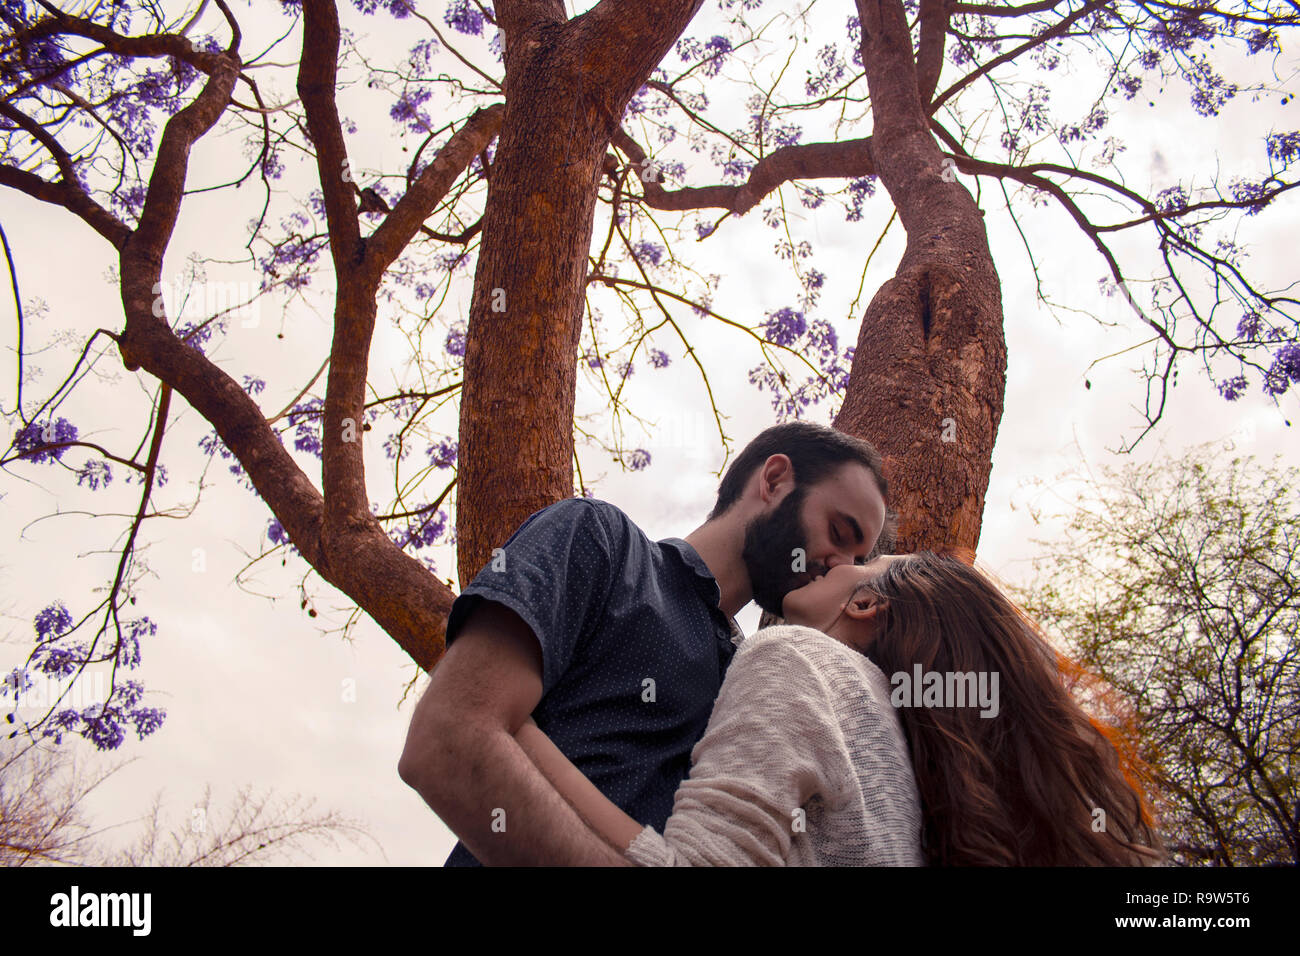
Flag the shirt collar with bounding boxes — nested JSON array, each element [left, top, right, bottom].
[[658, 537, 745, 647]]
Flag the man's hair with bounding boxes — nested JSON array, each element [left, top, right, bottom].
[[709, 421, 890, 530]]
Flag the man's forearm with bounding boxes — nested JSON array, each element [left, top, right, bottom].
[[405, 719, 631, 866]]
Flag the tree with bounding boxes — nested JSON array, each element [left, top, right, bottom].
[[1, 0, 1296, 754], [0, 738, 381, 865], [1015, 443, 1300, 865]]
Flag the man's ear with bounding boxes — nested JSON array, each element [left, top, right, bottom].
[[756, 454, 795, 504]]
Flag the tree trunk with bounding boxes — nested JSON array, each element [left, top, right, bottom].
[[834, 0, 1006, 555]]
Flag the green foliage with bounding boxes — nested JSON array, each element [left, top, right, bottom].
[[1016, 443, 1299, 866]]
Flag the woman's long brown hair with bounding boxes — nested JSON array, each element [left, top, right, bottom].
[[855, 551, 1165, 866]]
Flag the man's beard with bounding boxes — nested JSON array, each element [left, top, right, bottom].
[[741, 485, 823, 617]]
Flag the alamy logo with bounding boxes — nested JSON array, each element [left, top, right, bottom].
[[890, 665, 1000, 718], [49, 886, 151, 936]]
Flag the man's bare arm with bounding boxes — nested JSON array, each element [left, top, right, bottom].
[[397, 600, 631, 866]]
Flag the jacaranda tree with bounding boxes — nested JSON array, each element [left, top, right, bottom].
[[2, 0, 1296, 752]]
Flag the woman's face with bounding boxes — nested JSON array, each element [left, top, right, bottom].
[[781, 554, 909, 634]]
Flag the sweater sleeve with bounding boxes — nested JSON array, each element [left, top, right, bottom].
[[622, 626, 854, 867]]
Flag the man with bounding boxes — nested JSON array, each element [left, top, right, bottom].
[[397, 421, 892, 865]]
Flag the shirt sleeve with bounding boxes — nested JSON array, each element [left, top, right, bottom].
[[444, 498, 618, 697], [622, 627, 854, 867]]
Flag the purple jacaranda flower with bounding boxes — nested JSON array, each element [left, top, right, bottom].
[[34, 602, 74, 640], [763, 307, 807, 346], [427, 438, 458, 469]]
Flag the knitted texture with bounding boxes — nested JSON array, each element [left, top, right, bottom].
[[623, 624, 924, 866]]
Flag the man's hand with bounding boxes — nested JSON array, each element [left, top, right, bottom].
[[398, 600, 631, 866]]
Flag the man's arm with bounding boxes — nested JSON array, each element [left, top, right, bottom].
[[397, 599, 631, 866]]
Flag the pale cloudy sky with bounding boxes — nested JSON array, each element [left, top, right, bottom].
[[1, 1, 1296, 865]]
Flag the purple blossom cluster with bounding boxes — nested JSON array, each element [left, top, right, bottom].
[[390, 509, 447, 550], [617, 361, 634, 380], [444, 0, 484, 36], [799, 185, 824, 210], [268, 517, 292, 547], [844, 176, 877, 222], [286, 398, 324, 457], [627, 449, 651, 471], [648, 349, 671, 369], [1229, 178, 1270, 215], [76, 460, 112, 491], [845, 17, 863, 68], [1019, 84, 1052, 134], [1237, 312, 1262, 342], [722, 157, 754, 181], [1084, 106, 1108, 135], [445, 320, 467, 357], [391, 87, 434, 134], [763, 306, 807, 346], [198, 429, 254, 485], [34, 602, 74, 641], [1154, 185, 1188, 215], [806, 44, 847, 97], [1217, 375, 1248, 401], [1187, 57, 1237, 117], [43, 694, 165, 750], [13, 417, 77, 463], [632, 240, 665, 266], [175, 317, 227, 356], [748, 317, 854, 419], [409, 38, 440, 71], [749, 111, 802, 148], [583, 349, 603, 370], [352, 0, 415, 16], [383, 433, 411, 461], [1115, 73, 1143, 100], [427, 437, 458, 469], [19, 604, 166, 749], [1267, 131, 1300, 165], [1246, 29, 1279, 55], [257, 231, 324, 292], [1150, 10, 1216, 53], [110, 183, 150, 220], [1264, 343, 1300, 397]]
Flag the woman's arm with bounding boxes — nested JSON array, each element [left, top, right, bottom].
[[514, 718, 644, 855], [621, 628, 852, 866]]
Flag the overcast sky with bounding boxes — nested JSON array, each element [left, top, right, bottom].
[[2, 1, 1296, 865]]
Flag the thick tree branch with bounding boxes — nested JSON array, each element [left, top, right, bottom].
[[916, 0, 951, 108], [610, 127, 875, 214], [362, 103, 503, 281]]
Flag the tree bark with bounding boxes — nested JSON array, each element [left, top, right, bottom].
[[455, 0, 705, 585]]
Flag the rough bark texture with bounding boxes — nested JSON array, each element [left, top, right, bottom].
[[455, 0, 706, 585], [834, 0, 1006, 555]]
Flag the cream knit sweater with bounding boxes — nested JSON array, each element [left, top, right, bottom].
[[623, 624, 925, 866]]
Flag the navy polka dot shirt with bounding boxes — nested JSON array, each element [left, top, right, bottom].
[[441, 497, 742, 867]]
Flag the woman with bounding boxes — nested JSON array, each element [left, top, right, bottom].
[[516, 551, 1165, 865]]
